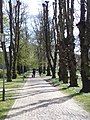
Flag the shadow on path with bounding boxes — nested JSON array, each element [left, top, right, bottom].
[[6, 92, 80, 119]]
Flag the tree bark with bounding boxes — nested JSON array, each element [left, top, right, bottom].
[[66, 0, 78, 87], [9, 0, 13, 81], [42, 1, 57, 78], [58, 0, 68, 83], [77, 0, 90, 92], [12, 0, 21, 79], [0, 0, 12, 82]]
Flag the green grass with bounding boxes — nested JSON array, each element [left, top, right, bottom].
[[0, 75, 27, 120], [51, 78, 90, 112]]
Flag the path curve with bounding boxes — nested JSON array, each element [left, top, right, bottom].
[[5, 76, 90, 120]]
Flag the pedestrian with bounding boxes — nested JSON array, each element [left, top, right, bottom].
[[38, 67, 42, 76], [32, 68, 36, 78]]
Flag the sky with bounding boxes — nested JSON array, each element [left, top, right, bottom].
[[20, 0, 80, 28], [21, 0, 53, 15]]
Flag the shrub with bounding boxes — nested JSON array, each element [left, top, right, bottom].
[[0, 69, 3, 78]]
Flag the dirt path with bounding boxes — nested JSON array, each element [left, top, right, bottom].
[[5, 76, 90, 120]]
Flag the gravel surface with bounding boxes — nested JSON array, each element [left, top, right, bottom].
[[5, 76, 90, 120]]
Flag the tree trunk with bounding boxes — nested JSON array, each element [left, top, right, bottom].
[[66, 0, 78, 87], [42, 2, 57, 78], [12, 51, 17, 79], [9, 46, 12, 80], [12, 1, 21, 79], [0, 0, 12, 82], [46, 65, 51, 76], [58, 0, 68, 83], [9, 0, 13, 81], [78, 0, 90, 92]]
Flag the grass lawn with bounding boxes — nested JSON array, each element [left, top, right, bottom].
[[0, 75, 27, 120], [51, 78, 90, 112]]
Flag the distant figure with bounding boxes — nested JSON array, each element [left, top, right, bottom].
[[38, 67, 42, 76], [32, 68, 36, 78]]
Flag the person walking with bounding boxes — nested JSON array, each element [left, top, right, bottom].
[[38, 67, 42, 76], [32, 68, 36, 78]]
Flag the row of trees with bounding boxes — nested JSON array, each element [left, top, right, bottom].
[[0, 0, 90, 92], [34, 0, 90, 92], [0, 0, 37, 82]]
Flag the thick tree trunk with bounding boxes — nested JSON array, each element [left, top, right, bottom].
[[12, 1, 21, 79], [58, 53, 68, 83], [46, 65, 51, 76], [51, 67, 56, 78], [7, 66, 12, 82], [67, 41, 78, 86], [78, 0, 90, 92], [66, 0, 78, 87], [58, 0, 68, 83], [62, 62, 68, 83]]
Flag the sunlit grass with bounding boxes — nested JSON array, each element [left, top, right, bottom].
[[0, 74, 28, 120], [0, 97, 14, 120], [51, 78, 90, 112]]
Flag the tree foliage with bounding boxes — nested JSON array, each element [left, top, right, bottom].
[[17, 40, 38, 68]]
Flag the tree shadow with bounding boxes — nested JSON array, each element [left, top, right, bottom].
[[5, 92, 81, 119], [60, 87, 69, 90], [6, 88, 58, 100]]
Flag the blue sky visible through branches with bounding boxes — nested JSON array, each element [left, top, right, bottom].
[[4, 0, 81, 54]]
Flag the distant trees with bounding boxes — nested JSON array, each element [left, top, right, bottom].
[[17, 40, 38, 74], [31, 13, 47, 73]]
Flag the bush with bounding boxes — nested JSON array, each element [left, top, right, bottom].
[[0, 69, 3, 78]]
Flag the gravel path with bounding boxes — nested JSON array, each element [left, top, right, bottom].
[[5, 76, 90, 120]]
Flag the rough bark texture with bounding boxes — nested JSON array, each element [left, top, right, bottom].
[[58, 0, 68, 83], [77, 0, 90, 92], [66, 0, 78, 87], [12, 1, 21, 79]]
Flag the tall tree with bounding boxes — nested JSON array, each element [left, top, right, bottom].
[[0, 0, 11, 82], [42, 1, 58, 78], [66, 0, 78, 86], [12, 0, 21, 78], [42, 2, 51, 76], [8, 0, 13, 81], [77, 0, 90, 92], [58, 0, 68, 83]]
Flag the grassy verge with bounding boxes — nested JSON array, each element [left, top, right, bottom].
[[0, 74, 28, 120], [51, 78, 90, 112]]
